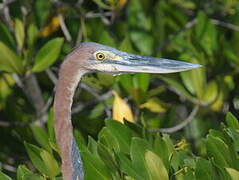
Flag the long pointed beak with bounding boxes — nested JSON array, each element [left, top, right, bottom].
[[95, 54, 202, 74]]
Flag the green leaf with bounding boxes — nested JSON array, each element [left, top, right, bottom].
[[17, 165, 40, 180], [88, 136, 99, 156], [195, 158, 213, 180], [145, 150, 169, 180], [119, 36, 134, 53], [159, 76, 196, 101], [117, 153, 143, 180], [134, 73, 150, 92], [97, 143, 119, 173], [98, 127, 120, 152], [32, 38, 64, 72], [27, 23, 38, 48], [91, 0, 112, 9], [31, 125, 51, 152], [226, 128, 239, 153], [47, 108, 55, 142], [153, 134, 170, 170], [116, 74, 133, 95], [82, 152, 112, 180], [226, 112, 239, 130], [130, 31, 153, 55], [40, 150, 60, 178], [24, 142, 47, 174], [17, 165, 30, 180], [22, 174, 44, 180], [130, 137, 152, 180], [98, 31, 115, 47], [14, 19, 25, 50], [0, 22, 15, 48], [206, 135, 232, 168], [0, 171, 12, 180], [0, 42, 23, 74], [226, 168, 239, 180], [106, 120, 133, 153], [179, 56, 206, 99]]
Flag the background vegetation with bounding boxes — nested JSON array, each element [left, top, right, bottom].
[[0, 0, 239, 179]]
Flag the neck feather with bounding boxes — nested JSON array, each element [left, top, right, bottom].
[[54, 56, 87, 180]]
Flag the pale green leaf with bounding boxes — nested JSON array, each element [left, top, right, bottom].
[[226, 168, 239, 180], [145, 150, 169, 180], [14, 19, 25, 49]]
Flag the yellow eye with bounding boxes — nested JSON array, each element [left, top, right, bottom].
[[96, 52, 105, 60]]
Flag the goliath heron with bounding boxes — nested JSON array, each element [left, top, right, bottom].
[[53, 42, 201, 180]]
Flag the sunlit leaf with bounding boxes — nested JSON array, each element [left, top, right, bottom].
[[226, 168, 239, 180], [32, 38, 64, 72], [112, 91, 134, 123], [27, 23, 38, 48], [40, 150, 60, 178], [14, 19, 25, 50], [140, 97, 166, 113]]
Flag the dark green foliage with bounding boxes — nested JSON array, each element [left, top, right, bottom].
[[1, 0, 239, 179]]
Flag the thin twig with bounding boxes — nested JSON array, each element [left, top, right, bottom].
[[211, 18, 239, 31], [58, 13, 72, 42], [85, 11, 113, 18], [157, 18, 197, 51], [157, 17, 239, 51], [1, 163, 17, 172], [46, 69, 58, 85], [0, 120, 30, 127], [72, 90, 112, 114], [79, 83, 112, 117], [1, 0, 15, 30], [149, 105, 199, 133]]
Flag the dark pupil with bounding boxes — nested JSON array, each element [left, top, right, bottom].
[[99, 54, 103, 59]]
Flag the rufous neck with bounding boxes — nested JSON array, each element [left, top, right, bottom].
[[54, 55, 87, 180]]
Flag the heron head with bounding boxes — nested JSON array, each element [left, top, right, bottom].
[[73, 42, 202, 74]]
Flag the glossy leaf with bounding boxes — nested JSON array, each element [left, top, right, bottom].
[[32, 38, 64, 72]]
